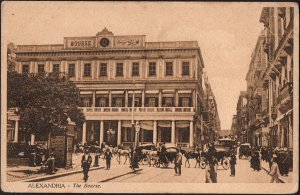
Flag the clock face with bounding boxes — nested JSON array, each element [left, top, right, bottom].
[[100, 38, 110, 47]]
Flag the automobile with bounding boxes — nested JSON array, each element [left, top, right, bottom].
[[239, 143, 251, 159]]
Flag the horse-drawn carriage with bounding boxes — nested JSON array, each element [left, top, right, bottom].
[[200, 138, 236, 170], [153, 143, 177, 168], [239, 143, 251, 159]]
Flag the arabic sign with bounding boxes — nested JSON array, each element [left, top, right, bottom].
[[114, 36, 144, 48]]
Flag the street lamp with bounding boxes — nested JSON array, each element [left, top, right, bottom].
[[135, 121, 140, 147]]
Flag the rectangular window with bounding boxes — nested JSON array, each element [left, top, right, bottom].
[[165, 62, 173, 76], [149, 98, 156, 107], [100, 63, 107, 76], [53, 64, 60, 73], [38, 64, 44, 74], [22, 64, 29, 73], [116, 63, 124, 77], [68, 64, 75, 78], [182, 97, 190, 107], [83, 98, 90, 107], [99, 98, 106, 107], [84, 63, 91, 77], [182, 62, 190, 76], [149, 62, 156, 76], [132, 62, 139, 76]]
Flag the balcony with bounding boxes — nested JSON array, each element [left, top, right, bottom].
[[79, 107, 194, 113], [79, 107, 195, 121], [277, 82, 293, 113]]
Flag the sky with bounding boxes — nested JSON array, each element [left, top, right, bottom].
[[2, 2, 265, 130]]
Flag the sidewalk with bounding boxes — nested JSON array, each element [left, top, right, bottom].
[[7, 153, 100, 182], [260, 160, 293, 183]]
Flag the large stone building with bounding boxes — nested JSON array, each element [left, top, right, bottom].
[[260, 7, 294, 149], [8, 28, 215, 148], [232, 7, 294, 149], [245, 32, 268, 147]]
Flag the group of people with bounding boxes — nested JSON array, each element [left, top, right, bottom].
[[81, 145, 113, 182]]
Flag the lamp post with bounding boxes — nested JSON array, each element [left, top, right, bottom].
[[135, 121, 140, 147]]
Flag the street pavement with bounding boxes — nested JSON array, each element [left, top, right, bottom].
[[43, 155, 281, 183]]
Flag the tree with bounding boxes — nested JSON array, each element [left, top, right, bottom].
[[8, 71, 85, 143]]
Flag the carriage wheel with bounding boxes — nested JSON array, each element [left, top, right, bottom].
[[222, 157, 230, 170], [141, 157, 149, 165], [200, 161, 206, 169]]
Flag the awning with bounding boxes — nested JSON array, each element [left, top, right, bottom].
[[158, 121, 171, 128], [140, 121, 154, 130], [80, 91, 93, 95], [122, 121, 133, 128], [275, 109, 292, 123], [175, 121, 190, 128]]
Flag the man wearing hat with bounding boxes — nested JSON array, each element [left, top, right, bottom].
[[45, 152, 55, 174], [81, 149, 92, 182]]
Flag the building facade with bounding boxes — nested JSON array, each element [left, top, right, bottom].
[[234, 91, 248, 143], [232, 7, 294, 149], [8, 28, 213, 148], [245, 32, 268, 147], [260, 7, 294, 149]]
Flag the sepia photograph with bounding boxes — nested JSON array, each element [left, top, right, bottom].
[[1, 1, 298, 194]]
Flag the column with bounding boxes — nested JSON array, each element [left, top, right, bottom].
[[288, 115, 293, 149], [175, 91, 179, 107], [153, 120, 157, 145], [100, 120, 104, 144], [92, 91, 96, 107], [189, 121, 194, 147], [159, 90, 162, 107], [109, 91, 112, 107], [193, 90, 196, 108], [82, 122, 87, 144], [30, 134, 35, 145], [125, 90, 128, 107], [171, 120, 175, 144], [117, 120, 122, 146], [14, 120, 19, 143], [80, 60, 83, 80], [142, 90, 145, 107]]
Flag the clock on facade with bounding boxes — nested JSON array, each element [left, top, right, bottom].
[[100, 38, 110, 47]]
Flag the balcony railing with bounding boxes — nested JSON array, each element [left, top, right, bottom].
[[79, 107, 194, 113], [277, 82, 293, 104]]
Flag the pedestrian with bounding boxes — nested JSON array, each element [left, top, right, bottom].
[[269, 155, 280, 183], [131, 148, 139, 171], [45, 152, 55, 174], [81, 149, 92, 182], [104, 148, 112, 170], [230, 152, 237, 176], [281, 148, 290, 176], [205, 155, 218, 183], [174, 148, 183, 176]]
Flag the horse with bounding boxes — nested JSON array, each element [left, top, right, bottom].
[[116, 148, 130, 164], [182, 150, 201, 168]]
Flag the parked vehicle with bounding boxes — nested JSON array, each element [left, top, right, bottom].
[[239, 143, 251, 159]]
